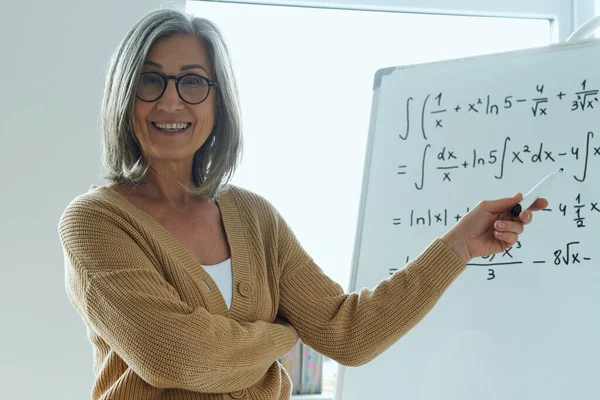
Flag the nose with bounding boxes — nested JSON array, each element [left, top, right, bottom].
[[156, 79, 184, 112]]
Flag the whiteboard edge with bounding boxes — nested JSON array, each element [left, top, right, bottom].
[[381, 37, 600, 74], [373, 66, 398, 91], [335, 71, 385, 400]]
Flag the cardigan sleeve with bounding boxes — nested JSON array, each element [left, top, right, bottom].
[[273, 205, 466, 367], [59, 201, 297, 393]]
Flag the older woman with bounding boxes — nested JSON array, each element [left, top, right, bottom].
[[58, 8, 547, 400]]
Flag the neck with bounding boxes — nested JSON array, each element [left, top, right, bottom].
[[142, 161, 199, 208]]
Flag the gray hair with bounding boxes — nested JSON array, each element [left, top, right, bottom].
[[100, 8, 242, 199]]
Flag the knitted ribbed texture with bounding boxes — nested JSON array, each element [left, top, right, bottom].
[[59, 184, 466, 399]]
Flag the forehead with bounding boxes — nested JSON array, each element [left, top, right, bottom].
[[145, 33, 211, 72]]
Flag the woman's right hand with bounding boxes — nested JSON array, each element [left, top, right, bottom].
[[441, 193, 548, 263], [275, 316, 299, 344]]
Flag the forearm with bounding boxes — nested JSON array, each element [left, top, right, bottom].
[[83, 270, 297, 392]]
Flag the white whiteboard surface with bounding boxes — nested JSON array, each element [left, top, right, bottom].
[[336, 39, 600, 400]]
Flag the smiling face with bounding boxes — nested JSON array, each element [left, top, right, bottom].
[[132, 33, 217, 166]]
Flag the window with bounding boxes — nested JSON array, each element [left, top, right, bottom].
[[187, 1, 551, 395]]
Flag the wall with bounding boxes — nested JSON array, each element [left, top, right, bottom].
[[0, 1, 184, 398]]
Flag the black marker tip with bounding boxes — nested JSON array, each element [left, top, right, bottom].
[[510, 204, 522, 217]]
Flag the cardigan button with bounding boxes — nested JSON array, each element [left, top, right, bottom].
[[238, 282, 253, 298], [230, 389, 246, 398]]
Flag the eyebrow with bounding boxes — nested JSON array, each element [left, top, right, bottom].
[[143, 60, 208, 73]]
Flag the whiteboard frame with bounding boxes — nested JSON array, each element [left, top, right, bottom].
[[191, 0, 597, 42], [336, 36, 600, 400]]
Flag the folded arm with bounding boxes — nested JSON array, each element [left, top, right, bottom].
[[60, 203, 296, 393]]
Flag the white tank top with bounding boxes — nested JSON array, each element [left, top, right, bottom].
[[201, 258, 233, 309]]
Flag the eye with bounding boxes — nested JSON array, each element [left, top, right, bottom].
[[181, 76, 208, 86], [140, 73, 162, 86]]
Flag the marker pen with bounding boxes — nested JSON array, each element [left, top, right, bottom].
[[509, 168, 563, 217]]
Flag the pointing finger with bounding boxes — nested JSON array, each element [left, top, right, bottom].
[[527, 197, 548, 212]]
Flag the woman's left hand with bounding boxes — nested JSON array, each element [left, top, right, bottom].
[[441, 193, 549, 263]]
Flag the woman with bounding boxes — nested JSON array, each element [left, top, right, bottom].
[[58, 8, 547, 400]]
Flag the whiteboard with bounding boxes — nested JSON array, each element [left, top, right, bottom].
[[336, 39, 600, 400]]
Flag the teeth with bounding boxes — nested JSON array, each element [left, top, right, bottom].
[[155, 122, 189, 130]]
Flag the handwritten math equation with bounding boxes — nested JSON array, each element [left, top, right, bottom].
[[393, 194, 599, 229], [398, 132, 597, 190], [389, 241, 592, 280], [389, 80, 599, 279], [400, 80, 598, 141]]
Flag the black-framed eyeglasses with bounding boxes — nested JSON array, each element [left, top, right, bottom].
[[136, 72, 218, 105]]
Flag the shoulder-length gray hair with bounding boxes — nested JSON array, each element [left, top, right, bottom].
[[100, 8, 242, 199]]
